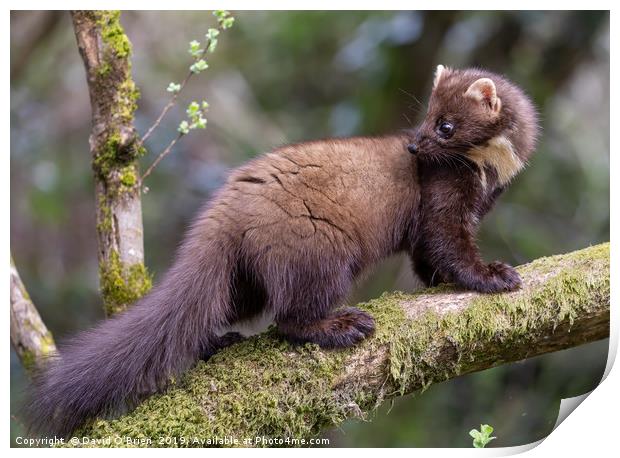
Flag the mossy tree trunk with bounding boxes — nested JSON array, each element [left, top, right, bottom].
[[10, 256, 57, 372], [70, 11, 151, 316], [73, 243, 609, 447]]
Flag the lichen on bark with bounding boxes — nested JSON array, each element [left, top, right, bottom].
[[67, 243, 609, 447], [71, 10, 151, 315]]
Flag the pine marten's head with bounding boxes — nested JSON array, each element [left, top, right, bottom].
[[408, 65, 539, 188]]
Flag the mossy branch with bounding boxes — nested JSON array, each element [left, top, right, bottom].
[[70, 11, 151, 316], [10, 255, 57, 373], [73, 243, 609, 447]]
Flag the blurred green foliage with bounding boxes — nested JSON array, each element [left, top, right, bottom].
[[10, 10, 608, 447]]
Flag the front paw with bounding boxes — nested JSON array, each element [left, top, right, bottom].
[[482, 261, 521, 293]]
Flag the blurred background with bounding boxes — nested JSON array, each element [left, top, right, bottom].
[[10, 11, 609, 447]]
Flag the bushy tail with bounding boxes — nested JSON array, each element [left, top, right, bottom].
[[25, 236, 236, 438]]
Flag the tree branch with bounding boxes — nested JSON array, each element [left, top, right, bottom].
[[73, 243, 609, 447], [140, 133, 182, 182], [10, 255, 57, 372], [70, 11, 151, 316]]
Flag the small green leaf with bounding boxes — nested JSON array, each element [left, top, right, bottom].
[[178, 120, 189, 134], [186, 101, 200, 117], [213, 10, 235, 29], [189, 59, 209, 74], [205, 28, 220, 53], [188, 40, 203, 57], [201, 101, 210, 110], [166, 82, 181, 93], [221, 17, 235, 29], [213, 10, 230, 20], [206, 28, 220, 40], [190, 119, 207, 130], [208, 38, 218, 53]]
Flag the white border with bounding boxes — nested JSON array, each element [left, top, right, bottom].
[[4, 2, 616, 454]]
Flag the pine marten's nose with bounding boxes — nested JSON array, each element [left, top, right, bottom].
[[407, 143, 419, 155]]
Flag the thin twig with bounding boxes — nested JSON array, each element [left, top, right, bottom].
[[139, 75, 188, 145], [139, 28, 222, 146], [140, 133, 183, 182]]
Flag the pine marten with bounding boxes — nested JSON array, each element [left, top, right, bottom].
[[26, 65, 539, 438]]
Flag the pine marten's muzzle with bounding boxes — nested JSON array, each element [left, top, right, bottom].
[[407, 143, 419, 155]]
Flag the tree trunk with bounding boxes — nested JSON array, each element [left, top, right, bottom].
[[70, 10, 151, 316], [10, 256, 57, 372], [70, 243, 609, 447]]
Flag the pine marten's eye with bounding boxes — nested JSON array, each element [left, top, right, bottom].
[[436, 121, 455, 139]]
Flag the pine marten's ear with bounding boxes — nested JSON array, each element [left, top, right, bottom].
[[433, 64, 446, 89], [465, 78, 502, 114]]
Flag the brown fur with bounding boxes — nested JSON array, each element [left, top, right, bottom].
[[210, 134, 417, 345], [408, 65, 538, 292], [26, 66, 538, 437]]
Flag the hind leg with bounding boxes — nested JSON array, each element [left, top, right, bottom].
[[271, 266, 375, 349], [200, 332, 246, 360], [277, 306, 375, 348], [201, 260, 267, 361]]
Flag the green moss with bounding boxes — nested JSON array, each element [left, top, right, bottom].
[[93, 132, 122, 177], [119, 165, 138, 188], [96, 199, 113, 234], [89, 11, 142, 178], [40, 332, 56, 356], [93, 133, 143, 185], [99, 250, 152, 316], [96, 11, 132, 58], [97, 61, 112, 77], [68, 243, 609, 447], [17, 315, 57, 372], [439, 242, 610, 362], [69, 292, 438, 447], [135, 144, 147, 157], [21, 349, 36, 372], [72, 330, 350, 447], [118, 79, 140, 123], [18, 332, 55, 373]]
